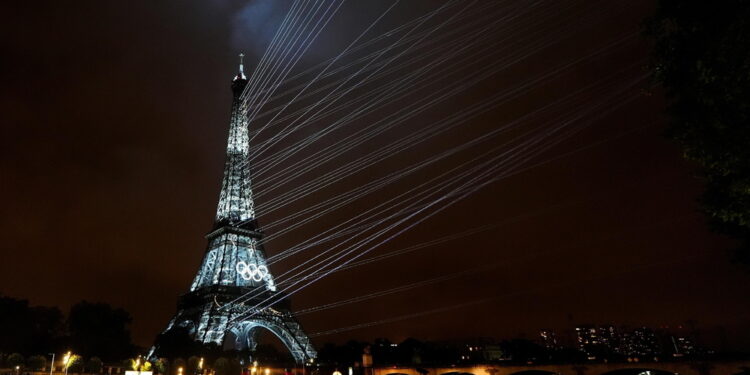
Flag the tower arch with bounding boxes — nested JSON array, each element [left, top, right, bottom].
[[227, 319, 316, 363]]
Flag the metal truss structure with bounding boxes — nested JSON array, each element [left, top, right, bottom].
[[153, 57, 316, 363]]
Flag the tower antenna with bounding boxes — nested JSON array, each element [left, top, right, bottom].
[[239, 52, 245, 78]]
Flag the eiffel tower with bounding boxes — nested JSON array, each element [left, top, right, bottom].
[[153, 55, 316, 363]]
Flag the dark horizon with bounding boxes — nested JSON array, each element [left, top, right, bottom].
[[6, 292, 747, 352], [2, 0, 750, 354]]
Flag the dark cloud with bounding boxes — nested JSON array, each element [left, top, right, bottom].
[[231, 0, 291, 54]]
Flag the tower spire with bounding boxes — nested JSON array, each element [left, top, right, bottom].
[[216, 56, 253, 225], [237, 52, 246, 80]]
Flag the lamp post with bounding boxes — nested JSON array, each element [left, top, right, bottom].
[[49, 353, 56, 375], [63, 351, 72, 375], [135, 356, 141, 375], [15, 365, 20, 375]]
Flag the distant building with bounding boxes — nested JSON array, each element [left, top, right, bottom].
[[539, 329, 560, 350], [575, 325, 603, 358], [482, 344, 506, 361], [597, 325, 619, 351], [670, 335, 696, 357], [619, 327, 661, 357], [457, 339, 507, 363], [575, 324, 622, 359], [539, 323, 704, 360], [459, 343, 484, 363]]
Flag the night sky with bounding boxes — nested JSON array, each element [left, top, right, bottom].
[[2, 1, 750, 351]]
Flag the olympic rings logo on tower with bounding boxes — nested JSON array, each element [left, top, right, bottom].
[[236, 261, 268, 282]]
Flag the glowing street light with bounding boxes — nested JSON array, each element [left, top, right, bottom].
[[15, 365, 20, 375], [48, 353, 56, 375], [63, 351, 73, 375], [178, 367, 184, 375]]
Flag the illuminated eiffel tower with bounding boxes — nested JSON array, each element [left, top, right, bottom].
[[153, 55, 316, 363]]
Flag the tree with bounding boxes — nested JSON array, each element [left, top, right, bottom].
[[647, 0, 750, 263], [153, 327, 201, 359], [29, 305, 65, 354], [67, 355, 83, 373], [87, 357, 104, 374], [397, 338, 423, 365], [68, 301, 135, 361], [213, 358, 230, 375], [253, 343, 293, 363], [228, 358, 243, 375], [153, 358, 168, 374], [0, 296, 63, 355], [500, 339, 546, 363], [129, 357, 152, 372], [317, 341, 368, 366], [187, 356, 200, 374], [172, 358, 186, 375], [27, 355, 47, 371], [7, 353, 25, 369]]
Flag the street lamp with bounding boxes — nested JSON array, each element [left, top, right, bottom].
[[49, 353, 56, 375], [63, 351, 72, 375], [178, 366, 184, 375], [15, 365, 20, 375], [135, 356, 142, 375]]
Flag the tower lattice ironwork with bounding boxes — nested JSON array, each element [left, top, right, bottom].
[[153, 55, 316, 363]]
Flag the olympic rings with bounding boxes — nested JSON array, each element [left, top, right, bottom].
[[236, 261, 268, 282]]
